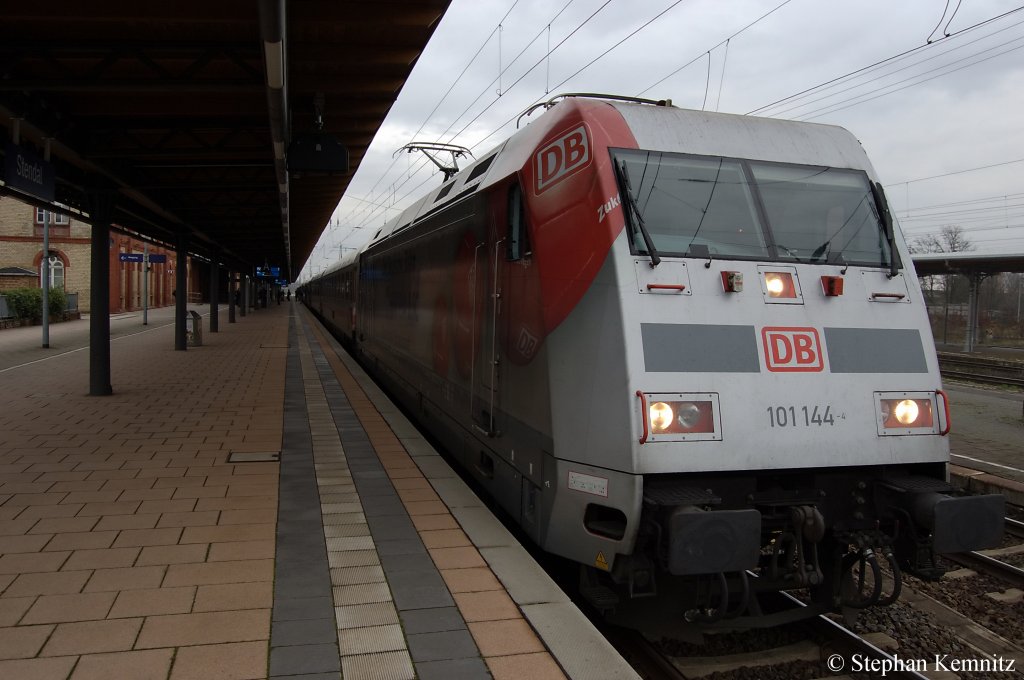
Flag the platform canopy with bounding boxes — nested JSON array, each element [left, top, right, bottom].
[[0, 0, 449, 278], [912, 250, 1024, 276]]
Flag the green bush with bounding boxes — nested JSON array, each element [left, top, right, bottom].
[[4, 287, 67, 322], [5, 288, 41, 321], [48, 287, 67, 318]]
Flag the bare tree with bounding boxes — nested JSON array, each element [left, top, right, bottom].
[[909, 224, 973, 253]]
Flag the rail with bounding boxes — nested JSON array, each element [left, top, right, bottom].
[[937, 352, 1024, 388], [780, 593, 932, 680]]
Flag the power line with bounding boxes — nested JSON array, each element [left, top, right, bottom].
[[339, 0, 524, 227], [747, 5, 1024, 115], [636, 0, 796, 98], [796, 38, 1024, 121], [885, 157, 1024, 186], [895, 191, 1024, 213], [337, 0, 595, 236], [766, 20, 1024, 119]]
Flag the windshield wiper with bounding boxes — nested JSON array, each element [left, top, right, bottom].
[[870, 181, 900, 278], [615, 160, 660, 267]]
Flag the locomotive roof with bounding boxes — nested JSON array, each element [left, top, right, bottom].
[[608, 103, 874, 173], [351, 95, 875, 262]]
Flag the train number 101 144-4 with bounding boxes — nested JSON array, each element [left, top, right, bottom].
[[767, 404, 837, 428]]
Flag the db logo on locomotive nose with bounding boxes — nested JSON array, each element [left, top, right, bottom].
[[761, 327, 824, 372], [534, 124, 591, 194]]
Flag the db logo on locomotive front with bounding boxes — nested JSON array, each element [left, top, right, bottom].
[[761, 327, 824, 372], [534, 124, 591, 194]]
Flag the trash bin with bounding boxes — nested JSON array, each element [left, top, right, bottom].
[[186, 310, 203, 346]]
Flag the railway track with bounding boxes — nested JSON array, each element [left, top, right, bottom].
[[946, 550, 1024, 589], [610, 594, 932, 680], [938, 352, 1024, 388], [608, 519, 1024, 680], [945, 515, 1024, 589]]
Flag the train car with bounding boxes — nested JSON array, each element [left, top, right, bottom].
[[304, 94, 1003, 624]]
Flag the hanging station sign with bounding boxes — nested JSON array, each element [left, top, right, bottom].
[[3, 142, 55, 202]]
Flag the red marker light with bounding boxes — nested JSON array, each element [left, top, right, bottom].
[[821, 276, 844, 297]]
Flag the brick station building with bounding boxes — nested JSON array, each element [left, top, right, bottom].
[[0, 195, 196, 313]]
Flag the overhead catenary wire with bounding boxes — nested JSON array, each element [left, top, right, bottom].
[[764, 18, 1024, 119], [636, 0, 796, 98], [795, 37, 1024, 121], [926, 0, 952, 43], [336, 0, 588, 236], [747, 5, 1024, 116], [335, 0, 795, 246], [315, 3, 1024, 274], [336, 0, 524, 227], [342, 0, 684, 238], [886, 157, 1024, 187], [448, 0, 694, 171]]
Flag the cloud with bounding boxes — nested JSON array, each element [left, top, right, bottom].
[[304, 0, 1024, 276]]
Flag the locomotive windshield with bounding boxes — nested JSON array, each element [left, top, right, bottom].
[[614, 149, 895, 268]]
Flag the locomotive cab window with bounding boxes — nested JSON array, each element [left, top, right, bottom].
[[614, 149, 768, 260], [612, 148, 897, 269], [507, 182, 531, 261], [749, 162, 893, 268]]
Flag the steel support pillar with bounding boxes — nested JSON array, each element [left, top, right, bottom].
[[175, 234, 188, 351], [228, 271, 236, 324], [241, 276, 248, 317], [209, 257, 219, 333], [962, 273, 984, 353], [88, 194, 114, 396]]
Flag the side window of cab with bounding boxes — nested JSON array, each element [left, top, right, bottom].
[[507, 182, 531, 261]]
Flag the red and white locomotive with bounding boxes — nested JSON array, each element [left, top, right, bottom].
[[304, 94, 1003, 623]]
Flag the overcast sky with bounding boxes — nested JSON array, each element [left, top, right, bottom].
[[300, 0, 1024, 280]]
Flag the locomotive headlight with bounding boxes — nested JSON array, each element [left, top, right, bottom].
[[763, 271, 797, 298], [877, 393, 936, 433], [893, 399, 919, 425], [650, 402, 674, 432], [677, 402, 702, 429], [638, 392, 722, 442]]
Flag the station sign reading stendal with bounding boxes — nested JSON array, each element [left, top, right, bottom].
[[4, 142, 55, 202]]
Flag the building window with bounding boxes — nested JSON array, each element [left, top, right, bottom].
[[35, 208, 70, 225], [40, 255, 65, 290]]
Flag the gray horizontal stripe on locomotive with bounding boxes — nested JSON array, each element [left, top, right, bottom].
[[641, 324, 760, 373], [824, 328, 928, 373]]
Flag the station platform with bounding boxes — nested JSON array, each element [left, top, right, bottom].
[[0, 302, 637, 680]]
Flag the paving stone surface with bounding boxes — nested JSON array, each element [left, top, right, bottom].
[[0, 302, 579, 680]]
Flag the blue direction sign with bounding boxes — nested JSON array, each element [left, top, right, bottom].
[[256, 266, 280, 278], [118, 253, 168, 264]]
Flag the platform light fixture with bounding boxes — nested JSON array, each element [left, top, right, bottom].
[[264, 41, 284, 89]]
